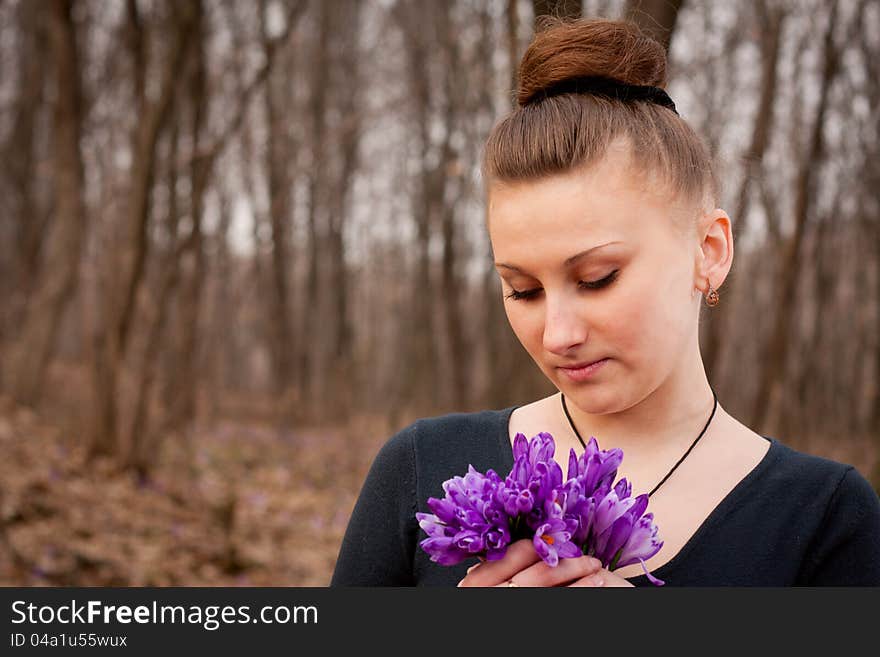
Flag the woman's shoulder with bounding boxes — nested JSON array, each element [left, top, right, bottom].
[[379, 406, 518, 486], [752, 435, 879, 525], [760, 437, 880, 583], [761, 435, 867, 490], [388, 406, 515, 450]]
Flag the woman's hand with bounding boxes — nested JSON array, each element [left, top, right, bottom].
[[567, 566, 634, 587], [457, 538, 631, 587]]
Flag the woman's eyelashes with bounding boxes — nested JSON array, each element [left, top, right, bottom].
[[504, 270, 620, 301]]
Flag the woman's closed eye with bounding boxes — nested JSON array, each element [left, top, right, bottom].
[[504, 269, 620, 301]]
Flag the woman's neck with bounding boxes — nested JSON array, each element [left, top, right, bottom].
[[562, 375, 717, 460]]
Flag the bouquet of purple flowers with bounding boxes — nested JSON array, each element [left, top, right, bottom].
[[416, 432, 665, 585]]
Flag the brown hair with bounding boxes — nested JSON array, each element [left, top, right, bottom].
[[482, 17, 719, 234]]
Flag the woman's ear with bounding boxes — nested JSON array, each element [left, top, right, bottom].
[[695, 209, 734, 294]]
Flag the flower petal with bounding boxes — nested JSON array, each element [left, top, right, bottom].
[[567, 448, 579, 482], [556, 540, 582, 559], [615, 513, 664, 568], [639, 558, 665, 586]]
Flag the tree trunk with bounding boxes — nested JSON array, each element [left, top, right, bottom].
[[205, 192, 234, 425], [9, 0, 87, 407], [436, 2, 468, 410], [853, 0, 880, 451], [327, 0, 363, 415], [89, 1, 197, 459], [115, 2, 196, 354], [2, 0, 49, 349], [868, 199, 880, 436], [165, 0, 208, 439], [791, 192, 838, 439], [704, 0, 785, 384], [125, 117, 183, 480], [532, 0, 582, 29], [300, 0, 332, 417], [623, 0, 684, 52], [507, 0, 520, 95], [395, 1, 440, 414], [261, 1, 296, 411], [752, 1, 840, 432]]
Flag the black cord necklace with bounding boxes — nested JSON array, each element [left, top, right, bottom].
[[560, 385, 718, 498]]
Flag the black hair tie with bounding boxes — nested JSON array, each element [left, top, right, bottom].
[[535, 75, 678, 115]]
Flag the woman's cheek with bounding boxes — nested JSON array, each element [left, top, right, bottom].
[[504, 304, 541, 353]]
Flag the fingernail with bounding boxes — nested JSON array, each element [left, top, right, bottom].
[[457, 579, 463, 587]]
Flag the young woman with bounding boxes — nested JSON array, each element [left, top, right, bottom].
[[330, 17, 880, 587]]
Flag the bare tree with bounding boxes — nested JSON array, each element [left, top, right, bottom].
[[393, 1, 442, 413], [167, 0, 306, 434], [8, 0, 87, 406], [300, 0, 333, 414], [704, 0, 787, 383], [89, 1, 198, 459], [325, 0, 365, 414], [261, 0, 297, 413], [623, 0, 685, 52], [435, 2, 469, 410], [124, 114, 184, 480], [480, 1, 509, 409], [533, 0, 582, 29], [1, 0, 49, 342], [853, 7, 880, 439], [162, 0, 209, 446], [752, 0, 842, 432]]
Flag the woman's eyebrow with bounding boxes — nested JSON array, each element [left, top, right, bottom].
[[494, 240, 623, 272]]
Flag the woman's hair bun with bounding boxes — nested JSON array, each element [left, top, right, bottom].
[[517, 17, 669, 107]]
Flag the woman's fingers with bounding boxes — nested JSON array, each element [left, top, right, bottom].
[[498, 554, 603, 587], [568, 571, 607, 587], [568, 568, 635, 587], [459, 543, 634, 588], [458, 539, 604, 587], [458, 539, 539, 587]]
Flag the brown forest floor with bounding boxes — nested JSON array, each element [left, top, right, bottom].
[[0, 393, 394, 586]]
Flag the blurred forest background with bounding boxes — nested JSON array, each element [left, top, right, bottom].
[[1, 0, 878, 586]]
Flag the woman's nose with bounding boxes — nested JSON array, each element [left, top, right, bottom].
[[542, 297, 588, 354]]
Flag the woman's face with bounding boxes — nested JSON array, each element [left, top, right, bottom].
[[487, 145, 704, 414]]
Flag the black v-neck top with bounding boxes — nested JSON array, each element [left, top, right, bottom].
[[330, 406, 880, 586]]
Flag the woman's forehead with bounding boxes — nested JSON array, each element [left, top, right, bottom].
[[488, 151, 673, 227], [486, 172, 687, 271], [488, 173, 668, 243]]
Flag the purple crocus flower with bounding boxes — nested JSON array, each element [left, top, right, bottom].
[[498, 432, 560, 528], [614, 511, 665, 585], [524, 432, 556, 467], [566, 489, 597, 546], [417, 432, 665, 584], [524, 460, 565, 532], [591, 483, 642, 546], [585, 482, 664, 585], [416, 465, 511, 566], [567, 437, 624, 496], [533, 516, 581, 567]]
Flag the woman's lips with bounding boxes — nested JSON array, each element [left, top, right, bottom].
[[558, 358, 609, 382]]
